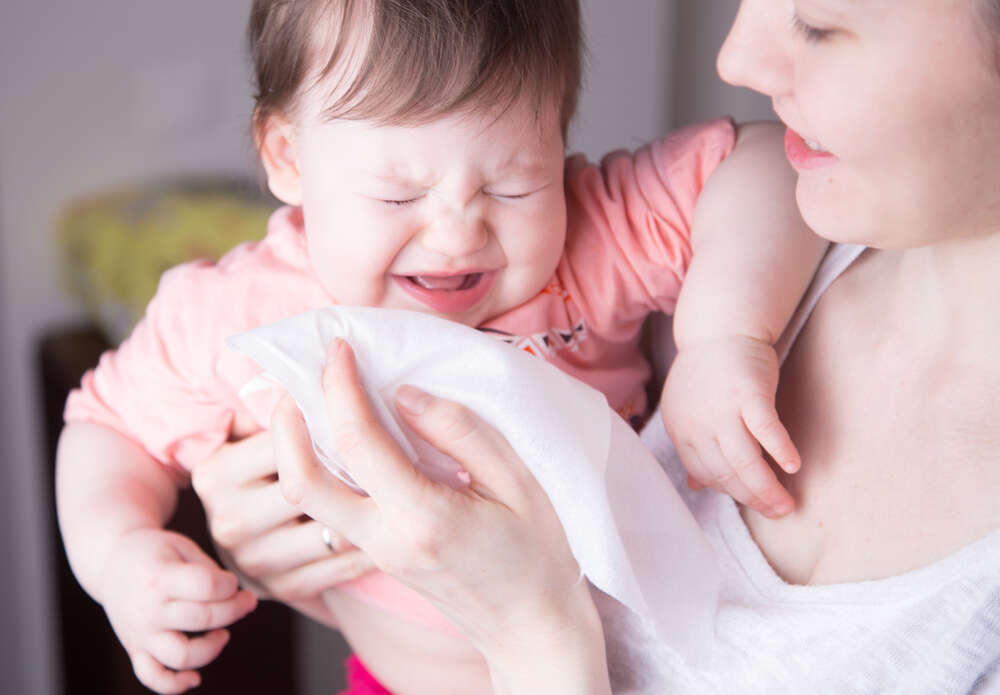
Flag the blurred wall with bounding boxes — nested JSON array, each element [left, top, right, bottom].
[[671, 0, 775, 127], [0, 1, 769, 693], [0, 3, 259, 693]]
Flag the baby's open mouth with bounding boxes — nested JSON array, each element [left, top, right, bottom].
[[395, 270, 497, 314], [406, 273, 483, 291]]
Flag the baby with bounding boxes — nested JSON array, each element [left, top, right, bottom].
[[56, 1, 825, 693]]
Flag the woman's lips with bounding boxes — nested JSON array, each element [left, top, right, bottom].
[[394, 270, 498, 314], [784, 128, 839, 170]]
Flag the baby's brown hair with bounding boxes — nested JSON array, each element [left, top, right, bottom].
[[249, 0, 582, 145]]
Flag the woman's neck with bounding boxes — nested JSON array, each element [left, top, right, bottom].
[[880, 230, 1000, 357]]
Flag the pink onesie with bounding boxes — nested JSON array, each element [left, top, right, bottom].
[[65, 117, 735, 632]]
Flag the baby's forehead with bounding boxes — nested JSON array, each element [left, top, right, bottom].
[[308, 100, 562, 169], [278, 0, 577, 135]]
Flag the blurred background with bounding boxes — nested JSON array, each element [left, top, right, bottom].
[[0, 1, 771, 693]]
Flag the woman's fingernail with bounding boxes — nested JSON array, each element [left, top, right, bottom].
[[396, 385, 431, 414], [326, 338, 344, 359], [772, 501, 793, 516]]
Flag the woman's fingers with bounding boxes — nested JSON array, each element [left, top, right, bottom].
[[235, 520, 351, 577], [191, 430, 304, 549], [318, 340, 432, 507], [207, 482, 304, 549], [266, 550, 377, 600], [271, 394, 371, 545], [191, 429, 278, 492], [394, 384, 530, 504]]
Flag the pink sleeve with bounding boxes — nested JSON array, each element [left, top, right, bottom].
[[64, 262, 236, 474], [561, 117, 736, 335]]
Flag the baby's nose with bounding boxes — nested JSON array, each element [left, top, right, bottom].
[[419, 207, 489, 257]]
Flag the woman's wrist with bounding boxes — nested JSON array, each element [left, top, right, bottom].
[[482, 582, 611, 695]]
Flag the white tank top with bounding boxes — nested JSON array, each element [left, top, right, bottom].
[[601, 244, 1000, 694]]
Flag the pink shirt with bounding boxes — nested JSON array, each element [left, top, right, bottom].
[[65, 118, 735, 627]]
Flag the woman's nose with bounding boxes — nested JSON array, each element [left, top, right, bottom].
[[716, 0, 792, 99]]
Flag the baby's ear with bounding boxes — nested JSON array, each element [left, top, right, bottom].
[[258, 115, 303, 206]]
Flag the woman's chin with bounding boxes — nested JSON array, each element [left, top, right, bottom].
[[796, 186, 878, 247]]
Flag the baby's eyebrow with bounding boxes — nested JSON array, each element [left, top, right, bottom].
[[491, 157, 551, 180], [359, 169, 428, 187], [797, 0, 857, 20]]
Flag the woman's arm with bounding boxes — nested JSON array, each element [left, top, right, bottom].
[[270, 339, 612, 694]]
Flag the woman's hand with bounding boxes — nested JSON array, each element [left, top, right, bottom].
[[271, 338, 611, 695], [190, 429, 375, 605]]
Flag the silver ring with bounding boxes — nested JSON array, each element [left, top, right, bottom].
[[321, 526, 336, 552]]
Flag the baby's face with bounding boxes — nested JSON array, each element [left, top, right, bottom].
[[265, 97, 568, 327]]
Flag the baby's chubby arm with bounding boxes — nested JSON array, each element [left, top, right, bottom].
[[56, 422, 256, 694], [664, 121, 828, 517]]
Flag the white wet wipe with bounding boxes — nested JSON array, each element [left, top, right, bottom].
[[228, 306, 719, 663]]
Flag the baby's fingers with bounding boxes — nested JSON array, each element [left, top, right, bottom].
[[677, 442, 713, 492], [157, 591, 257, 633], [145, 628, 231, 673], [157, 562, 240, 602], [742, 395, 801, 474], [129, 650, 201, 694], [717, 427, 794, 517], [696, 436, 773, 514]]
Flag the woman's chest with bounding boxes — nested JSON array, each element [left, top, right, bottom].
[[744, 278, 1000, 586]]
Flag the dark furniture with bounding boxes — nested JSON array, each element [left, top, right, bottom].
[[37, 324, 299, 695]]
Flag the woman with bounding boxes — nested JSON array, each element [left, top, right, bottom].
[[195, 0, 1000, 691]]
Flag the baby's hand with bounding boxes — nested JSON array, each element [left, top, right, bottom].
[[660, 335, 800, 518], [97, 528, 257, 694]]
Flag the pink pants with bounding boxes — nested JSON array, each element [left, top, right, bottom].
[[336, 655, 394, 695]]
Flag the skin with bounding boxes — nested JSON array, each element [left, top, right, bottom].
[[259, 98, 569, 329], [214, 106, 823, 692], [712, 0, 1000, 586], [56, 114, 821, 694], [719, 0, 1000, 249], [56, 8, 831, 694], [271, 340, 612, 695], [253, 0, 1000, 691], [55, 424, 257, 694]]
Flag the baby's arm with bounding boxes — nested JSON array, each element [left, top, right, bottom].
[[56, 422, 256, 694], [664, 121, 828, 517]]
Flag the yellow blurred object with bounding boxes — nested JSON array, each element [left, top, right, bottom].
[[59, 178, 277, 343]]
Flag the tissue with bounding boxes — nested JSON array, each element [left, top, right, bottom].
[[227, 306, 719, 661]]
